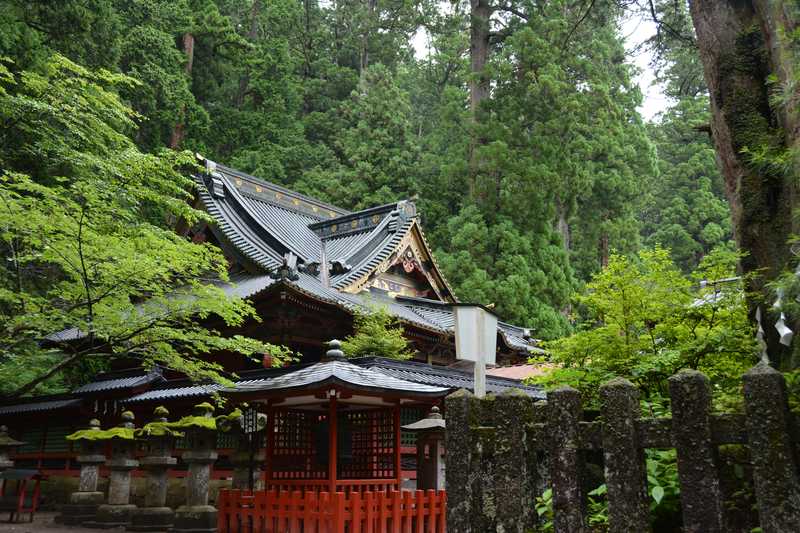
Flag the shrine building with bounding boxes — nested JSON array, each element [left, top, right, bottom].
[[0, 157, 543, 506]]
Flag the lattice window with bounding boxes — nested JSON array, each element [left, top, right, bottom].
[[400, 407, 424, 447], [216, 431, 237, 449], [43, 425, 71, 453], [338, 408, 396, 480], [18, 427, 45, 453], [270, 409, 327, 480]]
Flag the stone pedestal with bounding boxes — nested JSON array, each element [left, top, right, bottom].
[[58, 420, 105, 525], [174, 403, 218, 533], [129, 407, 178, 532], [89, 412, 139, 529]]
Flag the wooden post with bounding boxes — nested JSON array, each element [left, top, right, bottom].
[[394, 404, 402, 491], [743, 363, 800, 532], [599, 378, 650, 533], [265, 405, 274, 489], [548, 387, 586, 533], [668, 369, 725, 532], [329, 393, 338, 494]]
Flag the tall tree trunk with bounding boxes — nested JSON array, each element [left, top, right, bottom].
[[468, 0, 491, 201], [170, 32, 195, 149], [555, 198, 571, 252], [689, 0, 798, 366], [360, 0, 377, 76], [235, 0, 260, 108]]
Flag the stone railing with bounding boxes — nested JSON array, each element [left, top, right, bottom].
[[445, 362, 800, 533]]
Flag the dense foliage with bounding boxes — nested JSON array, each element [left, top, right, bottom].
[[534, 247, 757, 409], [0, 0, 721, 340], [0, 0, 743, 394], [341, 306, 414, 360], [0, 54, 289, 396]]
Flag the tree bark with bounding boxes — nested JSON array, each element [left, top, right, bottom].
[[556, 198, 571, 252], [169, 32, 195, 149], [468, 0, 491, 201], [689, 0, 798, 367], [235, 0, 260, 108], [359, 0, 377, 76]]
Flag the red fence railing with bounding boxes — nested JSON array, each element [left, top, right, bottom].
[[217, 489, 447, 533], [264, 479, 400, 495]]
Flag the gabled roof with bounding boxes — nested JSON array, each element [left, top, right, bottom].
[[193, 157, 538, 355], [196, 160, 454, 299]]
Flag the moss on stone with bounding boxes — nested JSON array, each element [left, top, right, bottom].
[[66, 427, 135, 441]]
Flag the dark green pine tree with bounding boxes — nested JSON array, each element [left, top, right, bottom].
[[296, 64, 421, 209]]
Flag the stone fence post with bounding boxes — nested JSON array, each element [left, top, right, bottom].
[[58, 419, 105, 526], [600, 378, 649, 533], [743, 363, 800, 533], [93, 411, 139, 529], [669, 369, 725, 533], [130, 406, 180, 532], [173, 402, 219, 533], [494, 388, 536, 533], [445, 388, 479, 533]]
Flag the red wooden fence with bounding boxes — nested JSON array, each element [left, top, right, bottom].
[[217, 489, 447, 533]]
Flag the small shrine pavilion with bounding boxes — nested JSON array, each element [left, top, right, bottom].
[[226, 340, 449, 495], [214, 340, 455, 531]]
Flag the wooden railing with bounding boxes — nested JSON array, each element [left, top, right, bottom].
[[217, 488, 447, 533], [264, 479, 400, 495]]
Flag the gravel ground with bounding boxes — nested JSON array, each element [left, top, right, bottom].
[[0, 513, 127, 533]]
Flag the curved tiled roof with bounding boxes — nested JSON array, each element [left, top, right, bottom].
[[193, 157, 540, 355], [0, 398, 82, 415], [230, 359, 450, 398]]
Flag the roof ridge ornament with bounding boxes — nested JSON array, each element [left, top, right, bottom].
[[323, 339, 346, 362], [270, 253, 300, 282]]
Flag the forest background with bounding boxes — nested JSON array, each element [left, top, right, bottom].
[[0, 0, 794, 399]]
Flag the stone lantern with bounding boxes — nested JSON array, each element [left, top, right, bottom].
[[173, 402, 218, 533], [402, 406, 446, 490], [58, 419, 105, 525], [93, 411, 139, 528], [226, 407, 266, 491], [0, 426, 24, 471], [130, 406, 181, 532]]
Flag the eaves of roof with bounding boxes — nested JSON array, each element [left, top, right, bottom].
[[212, 161, 348, 219], [72, 368, 164, 395], [352, 357, 544, 399], [229, 359, 449, 398], [123, 383, 222, 404], [195, 174, 284, 270], [0, 398, 82, 416]]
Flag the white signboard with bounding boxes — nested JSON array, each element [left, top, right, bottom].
[[453, 305, 498, 398]]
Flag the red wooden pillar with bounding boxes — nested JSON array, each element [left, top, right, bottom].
[[328, 393, 338, 494], [265, 404, 274, 489], [393, 404, 402, 491]]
